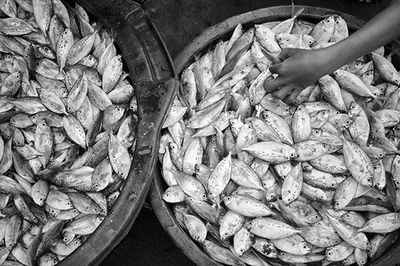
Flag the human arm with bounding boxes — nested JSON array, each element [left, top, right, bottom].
[[264, 0, 400, 98]]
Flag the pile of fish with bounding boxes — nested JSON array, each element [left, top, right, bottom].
[[159, 10, 400, 266], [0, 0, 137, 265]]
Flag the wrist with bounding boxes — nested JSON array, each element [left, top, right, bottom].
[[313, 48, 336, 77]]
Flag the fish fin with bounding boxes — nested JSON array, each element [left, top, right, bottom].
[[291, 0, 295, 17], [293, 7, 305, 20]]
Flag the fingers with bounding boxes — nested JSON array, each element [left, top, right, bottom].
[[272, 84, 296, 99], [264, 76, 286, 93], [285, 87, 304, 104], [269, 63, 281, 74], [270, 47, 299, 75]]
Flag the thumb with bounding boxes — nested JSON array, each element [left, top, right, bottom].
[[278, 48, 299, 61], [269, 63, 281, 74], [264, 76, 286, 93], [272, 84, 296, 100]]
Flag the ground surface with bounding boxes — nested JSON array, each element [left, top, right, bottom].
[[101, 1, 389, 265]]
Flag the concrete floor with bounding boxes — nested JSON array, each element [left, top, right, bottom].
[[101, 0, 390, 265]]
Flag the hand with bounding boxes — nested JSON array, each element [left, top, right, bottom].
[[264, 48, 332, 100]]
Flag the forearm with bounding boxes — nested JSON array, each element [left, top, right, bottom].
[[322, 0, 400, 73]]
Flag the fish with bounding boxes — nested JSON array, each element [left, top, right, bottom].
[[310, 16, 335, 44], [56, 27, 73, 70]]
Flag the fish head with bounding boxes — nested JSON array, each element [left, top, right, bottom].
[[278, 252, 288, 259], [35, 119, 47, 129], [365, 175, 373, 187], [393, 77, 400, 85], [357, 257, 367, 265], [197, 166, 211, 179], [348, 101, 358, 112], [343, 117, 353, 127], [263, 243, 278, 257], [301, 243, 312, 254], [296, 104, 305, 111], [185, 119, 194, 127], [169, 142, 179, 152], [229, 118, 241, 127], [311, 128, 322, 137], [376, 150, 386, 159], [332, 69, 342, 78], [275, 33, 284, 42], [265, 193, 277, 202], [243, 220, 253, 229], [226, 111, 237, 118], [185, 197, 195, 206], [201, 193, 207, 201], [222, 195, 232, 203], [301, 162, 313, 172], [41, 45, 52, 54], [289, 151, 299, 159], [66, 103, 75, 113], [341, 212, 352, 220], [363, 70, 373, 79], [323, 16, 335, 24], [9, 116, 17, 126], [325, 248, 335, 260], [284, 195, 295, 205], [162, 191, 171, 201], [261, 110, 270, 120], [303, 36, 316, 47], [308, 211, 322, 223]]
